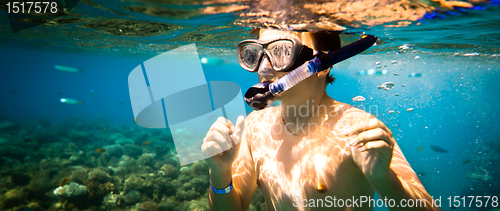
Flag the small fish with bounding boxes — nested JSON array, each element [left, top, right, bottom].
[[394, 73, 401, 76], [402, 84, 406, 87], [60, 98, 82, 104], [61, 177, 71, 186], [141, 141, 150, 147], [414, 56, 420, 59], [408, 72, 422, 77], [388, 110, 395, 114], [416, 147, 424, 151], [378, 82, 395, 91], [95, 148, 106, 153], [430, 145, 449, 153], [395, 93, 400, 96], [55, 65, 82, 73], [200, 57, 225, 66], [462, 159, 471, 164], [352, 96, 366, 102], [357, 69, 387, 76], [390, 59, 397, 64], [375, 61, 381, 65], [417, 172, 426, 177], [23, 138, 36, 143], [406, 108, 414, 112]]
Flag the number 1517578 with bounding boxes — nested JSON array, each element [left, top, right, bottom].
[[448, 196, 499, 208], [6, 2, 58, 14]]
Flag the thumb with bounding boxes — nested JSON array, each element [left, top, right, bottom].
[[232, 115, 245, 145]]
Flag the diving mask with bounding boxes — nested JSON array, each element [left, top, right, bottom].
[[243, 35, 378, 110], [237, 38, 314, 72]]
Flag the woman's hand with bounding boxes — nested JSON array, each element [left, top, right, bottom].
[[345, 118, 395, 181]]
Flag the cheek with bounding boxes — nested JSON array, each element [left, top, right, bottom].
[[275, 72, 289, 79]]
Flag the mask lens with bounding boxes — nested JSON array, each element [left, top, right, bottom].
[[267, 40, 294, 70], [239, 43, 263, 71]]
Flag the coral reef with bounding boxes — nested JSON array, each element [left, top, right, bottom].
[[116, 138, 135, 146], [53, 182, 88, 198], [0, 118, 266, 211]]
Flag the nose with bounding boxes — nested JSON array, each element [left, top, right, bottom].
[[257, 55, 275, 75]]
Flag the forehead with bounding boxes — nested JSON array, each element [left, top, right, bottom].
[[259, 29, 301, 41]]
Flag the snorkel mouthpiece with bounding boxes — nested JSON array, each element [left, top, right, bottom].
[[244, 81, 273, 110], [245, 58, 322, 110], [244, 35, 378, 110]]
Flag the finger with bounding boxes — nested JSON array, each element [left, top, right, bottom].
[[358, 140, 391, 152], [345, 118, 392, 137], [209, 122, 232, 145], [349, 128, 393, 147], [232, 116, 245, 145], [202, 141, 224, 157], [217, 116, 234, 129], [206, 130, 232, 151]]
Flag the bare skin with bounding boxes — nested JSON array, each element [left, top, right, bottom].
[[202, 29, 439, 211]]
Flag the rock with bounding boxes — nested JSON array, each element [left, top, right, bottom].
[[158, 198, 176, 211], [138, 153, 156, 166], [123, 144, 143, 158], [159, 164, 179, 179], [123, 190, 141, 204], [102, 192, 121, 207], [138, 201, 159, 211], [102, 144, 124, 157], [192, 161, 209, 175], [108, 133, 125, 142], [115, 138, 135, 146], [88, 169, 111, 183], [1, 189, 25, 208], [53, 182, 88, 198]]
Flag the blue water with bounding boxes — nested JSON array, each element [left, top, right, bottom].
[[1, 0, 500, 210]]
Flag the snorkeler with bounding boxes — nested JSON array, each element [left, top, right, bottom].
[[201, 29, 439, 211]]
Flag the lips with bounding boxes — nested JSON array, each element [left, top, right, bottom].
[[259, 74, 277, 83]]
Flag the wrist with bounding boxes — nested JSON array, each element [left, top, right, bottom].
[[210, 180, 233, 194], [366, 169, 393, 184], [209, 167, 233, 189]]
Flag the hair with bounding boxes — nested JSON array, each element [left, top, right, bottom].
[[326, 70, 336, 84]]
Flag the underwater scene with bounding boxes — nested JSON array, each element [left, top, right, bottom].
[[1, 0, 500, 210]]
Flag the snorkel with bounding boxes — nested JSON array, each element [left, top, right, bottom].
[[244, 35, 378, 110]]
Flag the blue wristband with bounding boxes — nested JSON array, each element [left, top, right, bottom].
[[210, 180, 233, 194]]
